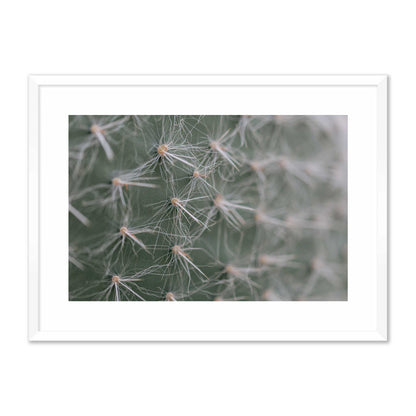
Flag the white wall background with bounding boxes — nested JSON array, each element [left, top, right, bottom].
[[0, 1, 410, 415]]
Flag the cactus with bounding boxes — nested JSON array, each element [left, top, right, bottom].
[[69, 115, 347, 301]]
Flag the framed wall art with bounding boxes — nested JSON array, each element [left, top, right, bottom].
[[28, 75, 387, 341]]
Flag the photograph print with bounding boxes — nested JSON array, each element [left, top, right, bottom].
[[68, 115, 347, 301]]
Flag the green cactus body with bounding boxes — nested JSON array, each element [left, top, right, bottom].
[[69, 115, 347, 301]]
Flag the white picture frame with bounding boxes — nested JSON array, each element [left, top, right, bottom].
[[28, 74, 387, 341]]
